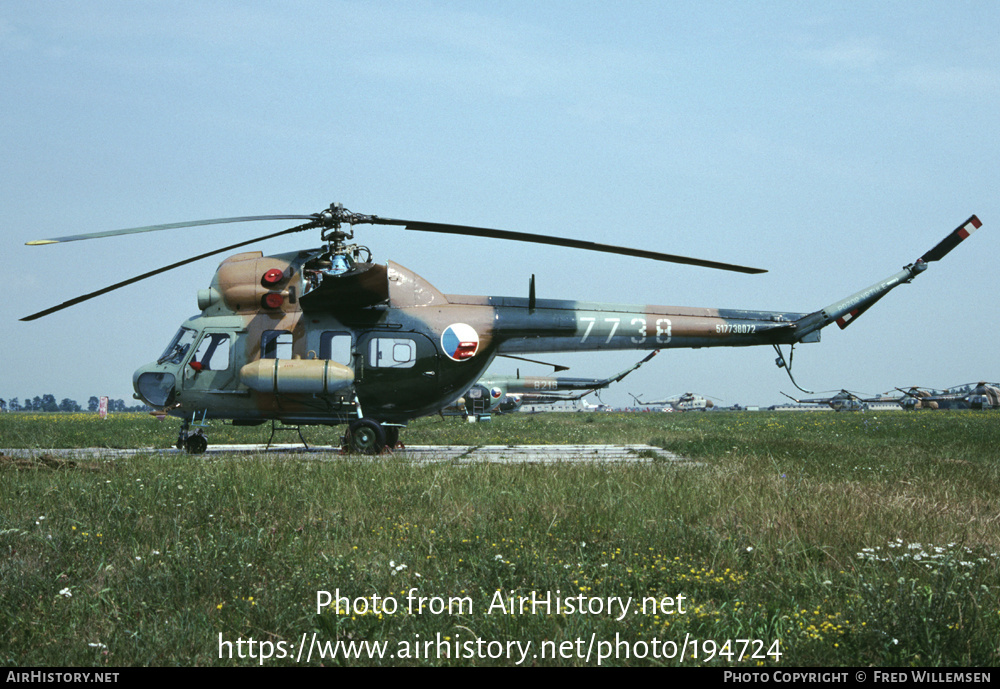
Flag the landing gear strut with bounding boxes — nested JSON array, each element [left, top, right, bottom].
[[383, 426, 401, 449]]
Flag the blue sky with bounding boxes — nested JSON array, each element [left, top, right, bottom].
[[3, 2, 997, 410]]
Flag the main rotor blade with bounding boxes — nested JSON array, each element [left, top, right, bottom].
[[20, 224, 311, 321], [26, 215, 316, 246], [370, 217, 766, 274]]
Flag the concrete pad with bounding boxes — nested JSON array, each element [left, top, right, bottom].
[[1, 444, 691, 464]]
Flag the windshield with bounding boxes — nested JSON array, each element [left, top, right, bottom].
[[158, 327, 197, 365]]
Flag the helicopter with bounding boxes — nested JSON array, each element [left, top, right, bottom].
[[22, 205, 982, 453], [893, 386, 944, 410], [449, 351, 658, 419], [629, 391, 720, 411], [953, 382, 1000, 410], [780, 389, 894, 412], [899, 382, 1000, 410]]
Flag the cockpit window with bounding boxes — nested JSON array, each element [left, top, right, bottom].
[[192, 333, 231, 370], [158, 327, 197, 365]]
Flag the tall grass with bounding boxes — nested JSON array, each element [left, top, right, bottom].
[[1, 411, 998, 666]]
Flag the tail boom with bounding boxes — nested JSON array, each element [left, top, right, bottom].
[[793, 215, 981, 339]]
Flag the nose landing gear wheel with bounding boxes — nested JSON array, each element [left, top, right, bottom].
[[347, 419, 386, 454], [184, 432, 208, 454]]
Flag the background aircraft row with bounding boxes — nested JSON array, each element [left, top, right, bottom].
[[448, 376, 998, 416]]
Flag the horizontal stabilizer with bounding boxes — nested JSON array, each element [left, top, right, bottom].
[[606, 350, 659, 385]]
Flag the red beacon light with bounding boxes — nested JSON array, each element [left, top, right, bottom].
[[262, 292, 284, 309], [262, 268, 285, 286]]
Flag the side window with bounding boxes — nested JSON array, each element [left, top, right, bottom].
[[367, 338, 416, 369], [193, 333, 231, 370], [320, 332, 353, 365], [262, 330, 293, 359]]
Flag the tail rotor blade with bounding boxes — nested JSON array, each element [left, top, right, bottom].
[[920, 215, 981, 263]]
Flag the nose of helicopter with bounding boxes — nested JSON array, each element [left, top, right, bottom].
[[133, 365, 177, 408]]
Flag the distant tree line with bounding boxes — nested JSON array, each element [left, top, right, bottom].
[[0, 395, 150, 412]]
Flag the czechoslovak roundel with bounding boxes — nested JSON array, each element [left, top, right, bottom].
[[441, 323, 479, 361]]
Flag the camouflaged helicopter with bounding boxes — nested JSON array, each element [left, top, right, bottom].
[[22, 205, 982, 453], [899, 382, 1000, 410], [894, 386, 944, 410]]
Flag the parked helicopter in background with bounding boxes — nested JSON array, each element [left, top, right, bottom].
[[448, 351, 658, 419], [780, 389, 897, 412], [22, 204, 983, 453], [629, 391, 720, 411], [894, 386, 944, 410], [901, 382, 1000, 410], [959, 382, 1000, 409]]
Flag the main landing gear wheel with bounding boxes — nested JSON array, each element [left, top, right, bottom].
[[347, 419, 386, 455], [384, 426, 400, 449]]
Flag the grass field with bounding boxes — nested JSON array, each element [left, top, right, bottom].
[[1, 410, 998, 666]]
